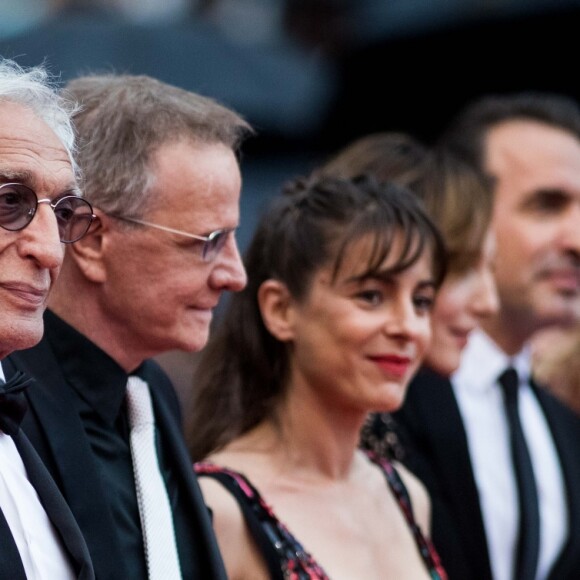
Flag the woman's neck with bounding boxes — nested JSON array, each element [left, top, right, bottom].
[[236, 376, 369, 483]]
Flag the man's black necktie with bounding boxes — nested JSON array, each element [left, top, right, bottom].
[[498, 367, 540, 580], [0, 371, 32, 436]]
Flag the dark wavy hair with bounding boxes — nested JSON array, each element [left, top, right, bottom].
[[188, 175, 446, 460], [440, 92, 580, 171]]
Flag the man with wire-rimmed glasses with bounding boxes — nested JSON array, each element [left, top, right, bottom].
[[0, 57, 95, 580], [7, 73, 251, 580]]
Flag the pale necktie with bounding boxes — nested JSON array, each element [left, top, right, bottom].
[[126, 376, 182, 580]]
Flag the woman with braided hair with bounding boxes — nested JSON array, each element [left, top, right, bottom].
[[189, 174, 448, 579]]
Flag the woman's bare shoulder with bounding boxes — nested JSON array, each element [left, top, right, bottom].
[[197, 466, 270, 580]]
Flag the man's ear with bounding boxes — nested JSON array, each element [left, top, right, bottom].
[[67, 213, 108, 283], [258, 279, 297, 342]]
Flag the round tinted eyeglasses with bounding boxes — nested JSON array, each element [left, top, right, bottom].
[[112, 215, 234, 262], [0, 183, 96, 243]]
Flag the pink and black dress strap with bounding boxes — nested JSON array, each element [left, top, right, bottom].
[[195, 462, 330, 580]]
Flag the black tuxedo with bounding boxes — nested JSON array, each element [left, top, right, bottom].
[[0, 427, 94, 579], [393, 368, 580, 580], [5, 311, 227, 580]]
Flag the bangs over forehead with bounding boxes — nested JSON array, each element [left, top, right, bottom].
[[330, 187, 445, 287], [258, 175, 446, 305]]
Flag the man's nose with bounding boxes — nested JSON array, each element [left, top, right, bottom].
[[16, 203, 63, 270], [209, 235, 247, 292]]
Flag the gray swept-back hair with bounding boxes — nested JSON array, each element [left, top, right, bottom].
[[0, 58, 78, 174], [64, 74, 253, 218]]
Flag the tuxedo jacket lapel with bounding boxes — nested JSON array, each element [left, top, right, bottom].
[[7, 347, 125, 580], [394, 369, 493, 579], [534, 385, 580, 579], [13, 430, 94, 580]]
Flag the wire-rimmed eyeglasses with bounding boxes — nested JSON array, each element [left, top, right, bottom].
[[112, 214, 235, 262], [0, 182, 96, 243]]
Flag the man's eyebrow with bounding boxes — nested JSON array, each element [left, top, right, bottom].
[[529, 187, 568, 196], [0, 168, 34, 185], [521, 187, 571, 205], [62, 183, 82, 197], [0, 168, 80, 197]]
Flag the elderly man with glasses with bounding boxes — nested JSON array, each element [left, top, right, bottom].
[[5, 73, 251, 580], [0, 58, 95, 580]]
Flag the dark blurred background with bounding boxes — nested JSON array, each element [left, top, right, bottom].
[[2, 0, 579, 399]]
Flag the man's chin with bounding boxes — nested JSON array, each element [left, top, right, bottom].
[[0, 322, 44, 355], [536, 298, 580, 328], [176, 328, 211, 354]]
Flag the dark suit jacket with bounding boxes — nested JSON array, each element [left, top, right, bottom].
[[5, 333, 227, 580], [0, 427, 94, 580], [393, 367, 580, 580]]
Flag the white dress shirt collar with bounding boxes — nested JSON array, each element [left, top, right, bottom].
[[452, 328, 532, 394]]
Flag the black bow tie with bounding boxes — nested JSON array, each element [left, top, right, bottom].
[[0, 371, 33, 436]]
